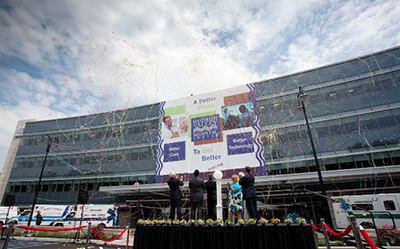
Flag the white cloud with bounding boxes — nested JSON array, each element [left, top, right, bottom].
[[1, 0, 400, 172]]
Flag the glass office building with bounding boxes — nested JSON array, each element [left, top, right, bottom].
[[2, 46, 400, 222]]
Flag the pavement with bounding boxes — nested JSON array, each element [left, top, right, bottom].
[[0, 237, 132, 249], [0, 227, 396, 249], [0, 225, 134, 249]]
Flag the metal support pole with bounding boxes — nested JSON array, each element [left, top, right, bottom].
[[348, 216, 364, 249], [126, 225, 130, 249], [2, 223, 13, 249], [310, 220, 319, 249], [86, 222, 91, 249], [296, 86, 330, 224], [321, 218, 331, 249], [27, 136, 58, 227], [27, 143, 50, 227], [300, 101, 326, 197]]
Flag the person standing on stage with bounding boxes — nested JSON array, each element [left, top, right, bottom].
[[239, 166, 258, 219], [227, 174, 243, 223], [205, 173, 217, 220], [189, 169, 206, 220], [168, 171, 184, 220]]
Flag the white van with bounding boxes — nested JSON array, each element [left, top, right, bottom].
[[0, 206, 18, 226], [331, 193, 400, 229], [59, 204, 120, 228], [10, 204, 120, 228], [10, 205, 75, 226]]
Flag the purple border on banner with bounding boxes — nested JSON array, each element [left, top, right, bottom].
[[227, 132, 254, 155]]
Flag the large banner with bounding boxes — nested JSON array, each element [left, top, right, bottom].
[[156, 83, 265, 182]]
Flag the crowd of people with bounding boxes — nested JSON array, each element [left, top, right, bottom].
[[168, 166, 257, 223]]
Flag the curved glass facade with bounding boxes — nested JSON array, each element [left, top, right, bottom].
[[3, 46, 400, 207], [256, 47, 400, 177], [5, 104, 160, 205]]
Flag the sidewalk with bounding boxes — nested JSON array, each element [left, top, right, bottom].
[[2, 236, 134, 248], [5, 225, 135, 248], [16, 236, 134, 247]]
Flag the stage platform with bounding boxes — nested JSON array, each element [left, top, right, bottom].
[[133, 224, 317, 249]]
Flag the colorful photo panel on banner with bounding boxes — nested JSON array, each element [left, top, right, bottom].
[[221, 102, 255, 130], [161, 115, 188, 140], [191, 114, 223, 145]]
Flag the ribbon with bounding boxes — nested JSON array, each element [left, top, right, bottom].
[[312, 223, 322, 230], [19, 225, 87, 232], [323, 224, 352, 238], [92, 227, 128, 242], [359, 225, 378, 249]]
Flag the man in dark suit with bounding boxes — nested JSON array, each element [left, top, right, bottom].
[[239, 166, 258, 219], [205, 173, 217, 220], [168, 171, 184, 220], [189, 169, 206, 220]]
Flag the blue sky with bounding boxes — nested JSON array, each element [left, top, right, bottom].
[[1, 0, 400, 171]]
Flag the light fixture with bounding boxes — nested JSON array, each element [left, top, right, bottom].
[[52, 144, 61, 151], [214, 170, 223, 180], [295, 104, 304, 113], [37, 139, 46, 146], [297, 92, 311, 102]]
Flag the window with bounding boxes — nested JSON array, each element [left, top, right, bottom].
[[95, 128, 105, 139], [375, 111, 397, 128], [378, 73, 397, 89], [21, 185, 28, 193], [358, 114, 378, 130], [353, 59, 371, 75], [69, 157, 76, 166], [384, 200, 396, 211], [13, 159, 22, 168], [14, 185, 21, 193], [27, 159, 35, 168], [131, 148, 140, 160], [386, 49, 400, 67], [314, 122, 330, 137], [57, 183, 64, 192], [47, 158, 55, 167], [64, 183, 72, 191], [297, 70, 319, 86], [368, 53, 390, 72], [353, 204, 374, 211], [42, 184, 49, 192]]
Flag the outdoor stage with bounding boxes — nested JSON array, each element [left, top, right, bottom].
[[133, 224, 317, 249]]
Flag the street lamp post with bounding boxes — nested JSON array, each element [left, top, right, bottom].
[[295, 86, 327, 198], [27, 135, 59, 227], [213, 170, 223, 220]]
